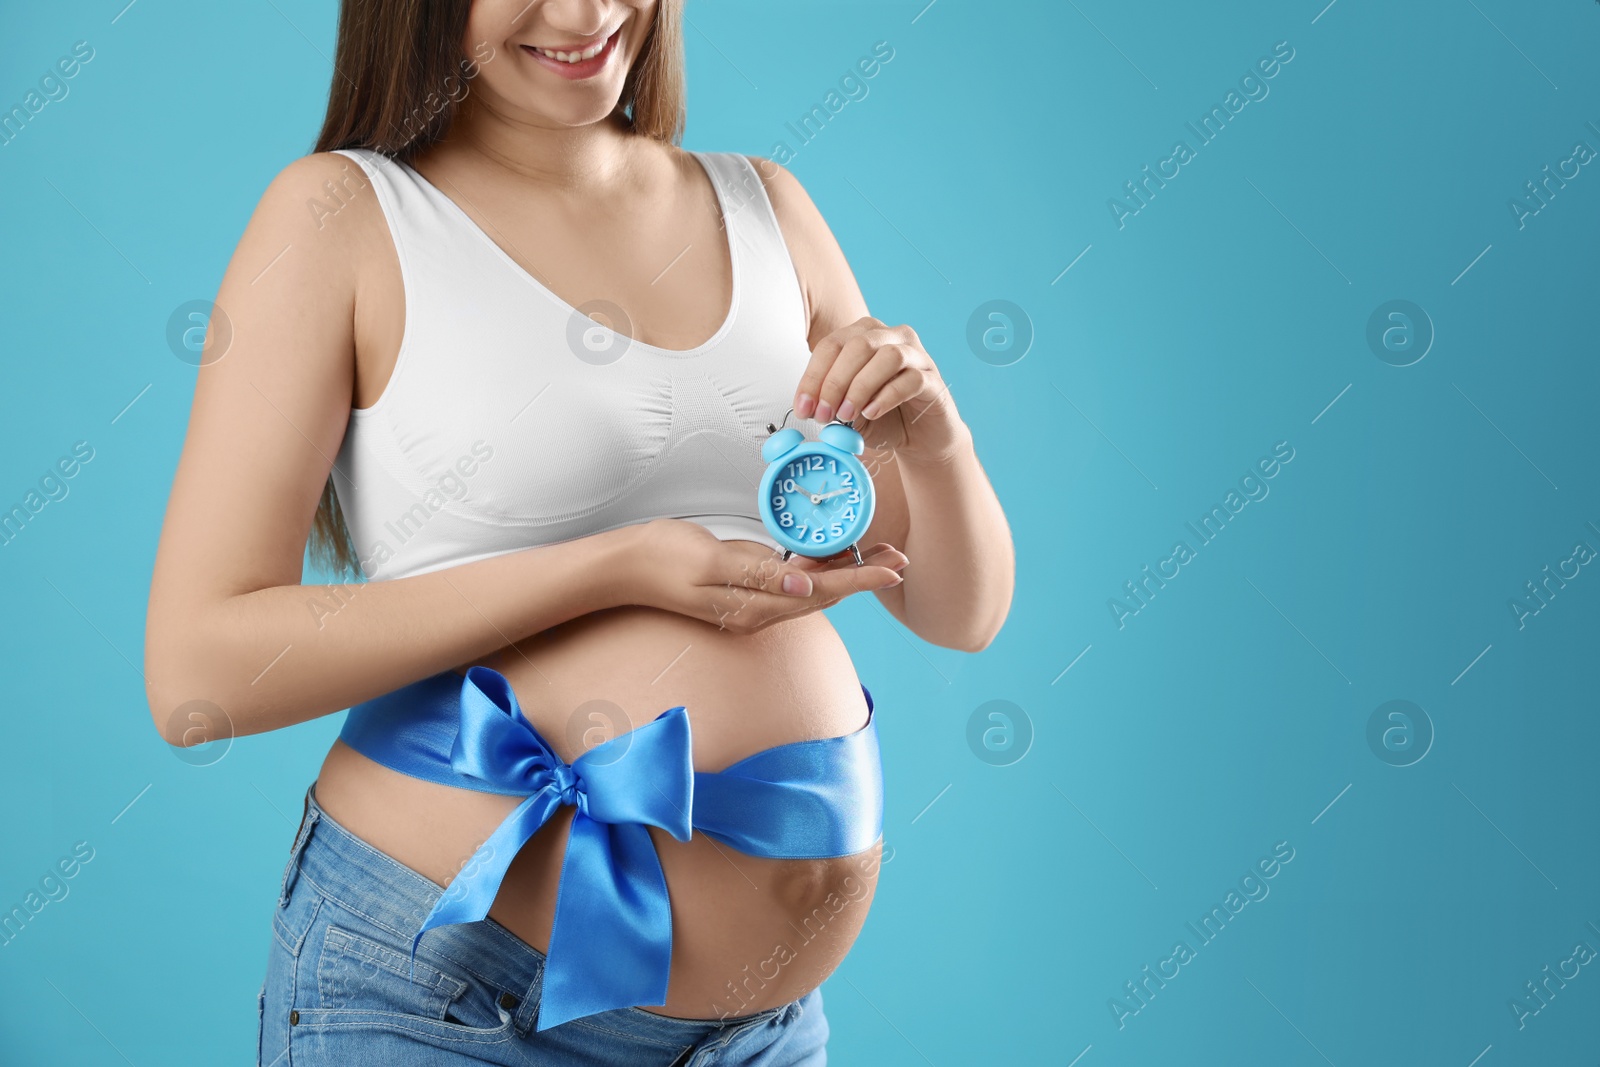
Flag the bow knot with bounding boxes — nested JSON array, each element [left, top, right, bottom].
[[550, 762, 582, 808], [413, 666, 694, 1031]]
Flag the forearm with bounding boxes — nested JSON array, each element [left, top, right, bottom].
[[145, 525, 642, 741], [883, 427, 1014, 651]]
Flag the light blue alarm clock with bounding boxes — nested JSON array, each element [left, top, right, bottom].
[[758, 418, 876, 562]]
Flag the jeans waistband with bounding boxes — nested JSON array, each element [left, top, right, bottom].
[[286, 784, 793, 1043]]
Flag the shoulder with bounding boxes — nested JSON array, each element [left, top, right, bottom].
[[240, 151, 393, 280], [736, 155, 843, 261], [735, 156, 868, 340], [251, 152, 397, 236], [739, 155, 824, 229], [256, 151, 370, 216]]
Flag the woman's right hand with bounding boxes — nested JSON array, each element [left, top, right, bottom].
[[623, 519, 908, 634]]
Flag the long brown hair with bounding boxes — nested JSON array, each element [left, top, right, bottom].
[[306, 0, 686, 578]]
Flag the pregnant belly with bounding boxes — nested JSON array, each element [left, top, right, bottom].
[[313, 603, 883, 1021]]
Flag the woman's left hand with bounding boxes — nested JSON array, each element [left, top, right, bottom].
[[792, 316, 970, 464]]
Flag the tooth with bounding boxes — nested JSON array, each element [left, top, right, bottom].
[[535, 43, 603, 63]]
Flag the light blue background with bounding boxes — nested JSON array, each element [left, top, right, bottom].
[[3, 1, 1598, 1063]]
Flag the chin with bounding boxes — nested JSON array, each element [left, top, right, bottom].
[[538, 99, 627, 130]]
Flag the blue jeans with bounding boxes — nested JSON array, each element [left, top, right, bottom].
[[259, 786, 828, 1066]]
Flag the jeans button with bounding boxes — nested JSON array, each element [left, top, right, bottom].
[[499, 991, 519, 1011], [289, 1010, 300, 1026]]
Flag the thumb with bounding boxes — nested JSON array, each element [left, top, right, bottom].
[[754, 555, 816, 596], [779, 569, 814, 596]]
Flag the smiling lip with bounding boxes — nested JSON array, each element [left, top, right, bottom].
[[520, 29, 620, 80]]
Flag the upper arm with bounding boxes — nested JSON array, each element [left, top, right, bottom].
[[746, 156, 912, 557], [146, 153, 367, 666]]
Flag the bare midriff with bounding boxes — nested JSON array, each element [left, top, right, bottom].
[[312, 594, 882, 1022]]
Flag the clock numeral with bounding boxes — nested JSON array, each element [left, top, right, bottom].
[[769, 445, 871, 552]]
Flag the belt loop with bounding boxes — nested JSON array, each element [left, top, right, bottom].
[[278, 786, 320, 908], [509, 957, 543, 1036]]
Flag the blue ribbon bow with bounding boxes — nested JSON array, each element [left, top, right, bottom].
[[412, 666, 694, 1031]]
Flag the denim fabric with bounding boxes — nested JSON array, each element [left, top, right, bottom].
[[258, 786, 828, 1066]]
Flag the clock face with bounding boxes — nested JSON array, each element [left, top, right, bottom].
[[761, 445, 875, 555]]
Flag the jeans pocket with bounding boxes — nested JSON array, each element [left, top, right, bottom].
[[297, 923, 513, 1047], [271, 862, 324, 959], [261, 884, 314, 1067]]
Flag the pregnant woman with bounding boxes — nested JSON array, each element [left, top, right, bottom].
[[144, 1, 1012, 1064]]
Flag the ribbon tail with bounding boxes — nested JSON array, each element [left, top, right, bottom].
[[538, 814, 672, 1031], [411, 789, 561, 975]]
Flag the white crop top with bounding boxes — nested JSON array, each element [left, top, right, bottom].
[[328, 147, 827, 581]]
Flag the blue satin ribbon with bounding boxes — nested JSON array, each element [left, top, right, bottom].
[[339, 665, 882, 1032]]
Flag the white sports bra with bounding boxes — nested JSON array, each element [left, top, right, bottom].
[[328, 147, 825, 581]]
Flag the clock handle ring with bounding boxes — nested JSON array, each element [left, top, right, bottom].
[[764, 408, 862, 436], [766, 408, 796, 435]]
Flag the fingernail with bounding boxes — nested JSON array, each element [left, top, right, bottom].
[[782, 573, 812, 595], [886, 573, 904, 586], [836, 399, 855, 422], [796, 394, 815, 418], [815, 400, 833, 422], [860, 402, 879, 420], [892, 558, 909, 571]]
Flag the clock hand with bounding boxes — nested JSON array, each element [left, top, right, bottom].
[[808, 491, 839, 529], [813, 488, 852, 502], [805, 488, 827, 526]]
